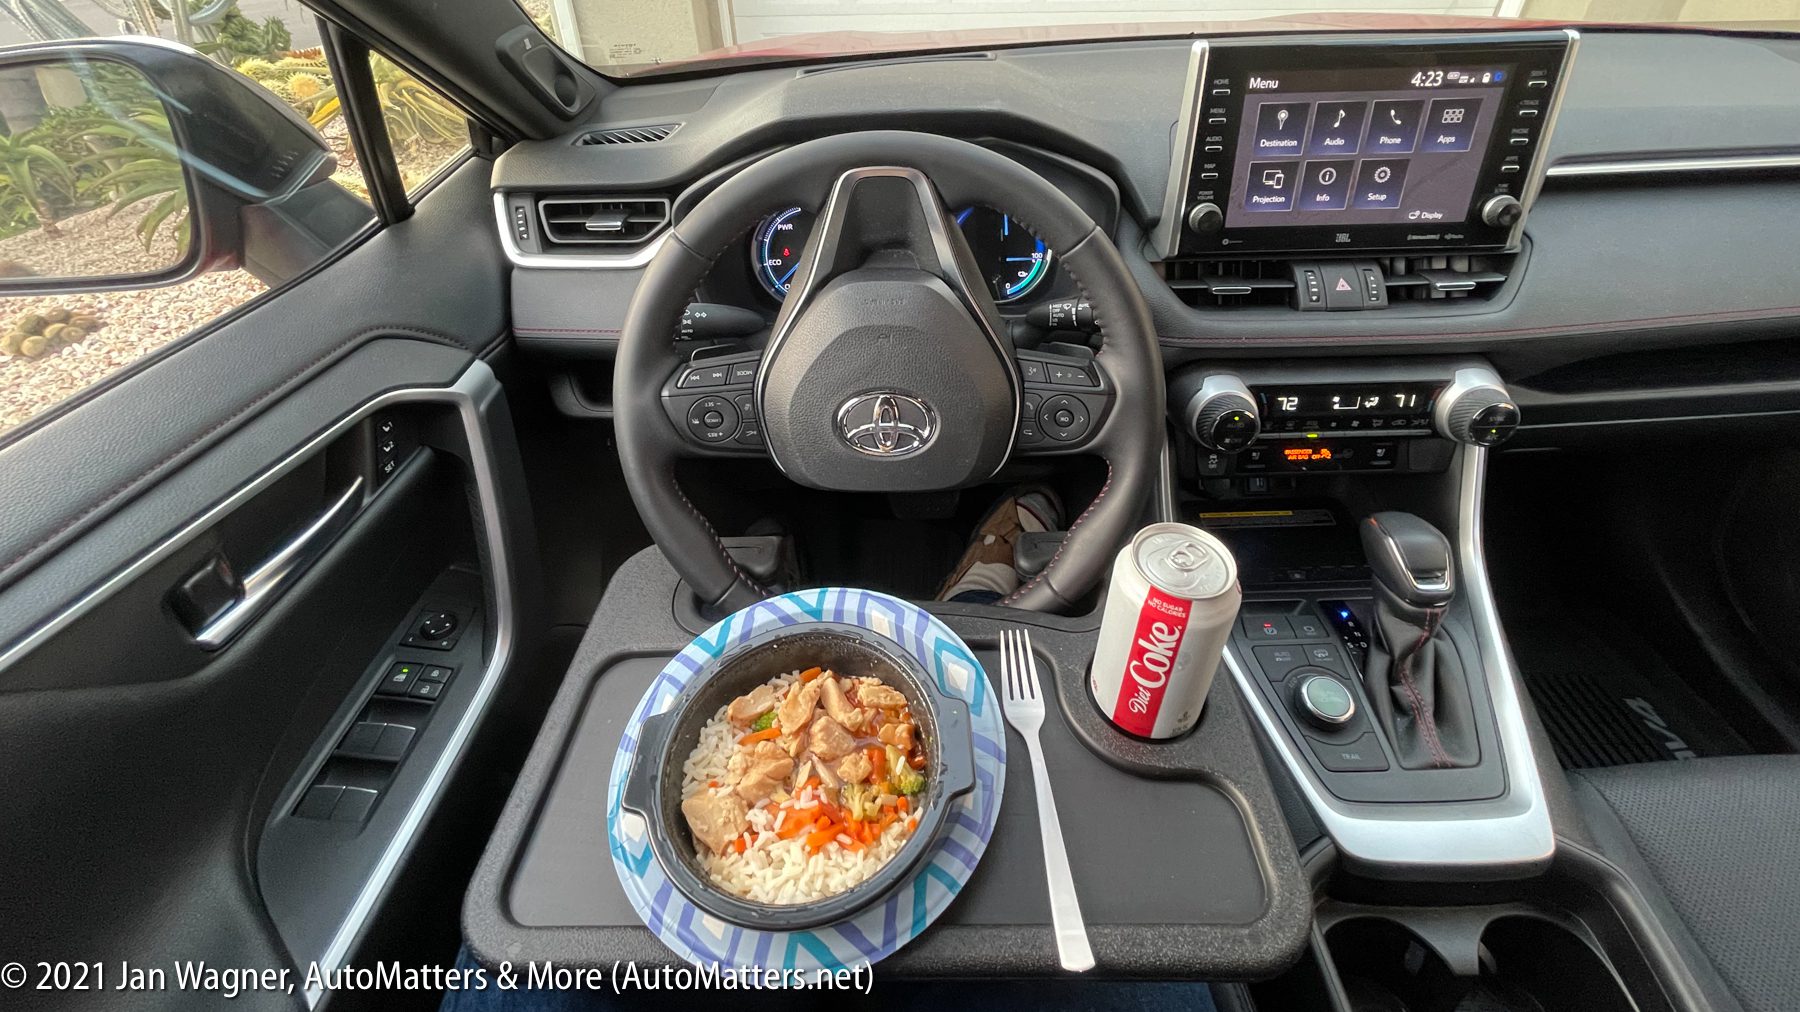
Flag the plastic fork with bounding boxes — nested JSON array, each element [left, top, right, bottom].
[[999, 627, 1096, 972]]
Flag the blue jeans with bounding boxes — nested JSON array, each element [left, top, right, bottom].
[[440, 948, 1217, 1012]]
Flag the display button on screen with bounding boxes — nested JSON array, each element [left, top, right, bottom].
[[1307, 101, 1367, 156], [1244, 161, 1301, 212], [1252, 101, 1311, 157], [1364, 100, 1423, 154], [1421, 97, 1482, 153], [1297, 160, 1355, 211], [1352, 159, 1410, 209]]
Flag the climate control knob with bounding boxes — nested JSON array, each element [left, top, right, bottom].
[[1434, 367, 1520, 447], [1480, 194, 1523, 228], [1182, 374, 1261, 452], [1187, 202, 1225, 235]]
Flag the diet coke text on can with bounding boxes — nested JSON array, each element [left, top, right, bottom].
[[1090, 523, 1241, 739]]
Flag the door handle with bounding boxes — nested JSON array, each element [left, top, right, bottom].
[[192, 477, 365, 650]]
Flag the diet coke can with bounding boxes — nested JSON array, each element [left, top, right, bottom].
[[1089, 523, 1241, 739]]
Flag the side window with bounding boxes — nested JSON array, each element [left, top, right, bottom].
[[365, 55, 471, 195], [0, 9, 467, 440]]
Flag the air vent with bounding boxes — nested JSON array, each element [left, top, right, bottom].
[[1161, 254, 1512, 310], [575, 123, 680, 145], [537, 196, 670, 247]]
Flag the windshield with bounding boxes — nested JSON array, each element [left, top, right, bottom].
[[515, 0, 1799, 78]]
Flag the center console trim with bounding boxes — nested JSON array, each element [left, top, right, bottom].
[[1209, 445, 1554, 875]]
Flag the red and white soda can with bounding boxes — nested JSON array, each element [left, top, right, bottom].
[[1089, 523, 1241, 739]]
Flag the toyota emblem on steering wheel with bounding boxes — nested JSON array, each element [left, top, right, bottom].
[[836, 392, 936, 457]]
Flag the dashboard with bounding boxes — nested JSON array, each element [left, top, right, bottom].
[[495, 28, 1800, 444]]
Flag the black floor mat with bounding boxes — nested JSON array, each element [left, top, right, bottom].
[[1505, 608, 1750, 769]]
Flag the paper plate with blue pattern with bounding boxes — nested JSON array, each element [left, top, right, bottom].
[[606, 587, 1004, 970]]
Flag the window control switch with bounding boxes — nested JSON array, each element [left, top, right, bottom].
[[295, 785, 343, 819], [373, 723, 416, 760], [330, 787, 380, 823], [335, 721, 385, 757], [420, 665, 454, 683], [409, 680, 444, 701]]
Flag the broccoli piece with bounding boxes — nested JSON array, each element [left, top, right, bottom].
[[749, 710, 776, 733], [893, 766, 926, 797]]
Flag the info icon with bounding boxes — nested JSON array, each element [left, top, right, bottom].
[[1297, 160, 1355, 211]]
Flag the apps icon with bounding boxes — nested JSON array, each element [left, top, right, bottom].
[[1421, 97, 1482, 153], [1364, 100, 1423, 154], [1243, 161, 1300, 212], [1308, 101, 1367, 156], [1252, 102, 1311, 156], [1297, 160, 1355, 211], [1352, 159, 1411, 209]]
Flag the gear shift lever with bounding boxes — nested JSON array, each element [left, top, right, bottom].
[[1359, 512, 1478, 769]]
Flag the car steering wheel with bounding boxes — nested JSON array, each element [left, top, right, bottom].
[[615, 131, 1164, 613]]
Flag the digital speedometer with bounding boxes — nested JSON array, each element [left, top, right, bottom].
[[751, 204, 1052, 303]]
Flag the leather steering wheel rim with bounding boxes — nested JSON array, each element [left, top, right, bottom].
[[615, 131, 1164, 613]]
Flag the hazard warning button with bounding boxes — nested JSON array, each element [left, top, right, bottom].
[[1320, 262, 1367, 310]]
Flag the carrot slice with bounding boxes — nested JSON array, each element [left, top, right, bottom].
[[896, 796, 910, 813], [737, 727, 780, 745], [907, 817, 919, 833], [805, 825, 839, 852], [733, 834, 748, 854], [799, 666, 824, 683]]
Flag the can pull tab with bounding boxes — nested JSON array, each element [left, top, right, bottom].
[[1165, 545, 1205, 571]]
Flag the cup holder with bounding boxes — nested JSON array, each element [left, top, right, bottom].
[[1322, 914, 1637, 1012], [1327, 918, 1465, 1012], [1476, 916, 1634, 1012]]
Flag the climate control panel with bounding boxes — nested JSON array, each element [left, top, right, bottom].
[[1170, 360, 1517, 479]]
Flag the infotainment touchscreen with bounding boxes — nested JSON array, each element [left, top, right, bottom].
[[1227, 65, 1509, 229], [1157, 32, 1578, 258]]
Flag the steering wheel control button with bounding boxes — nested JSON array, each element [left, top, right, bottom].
[[1038, 394, 1090, 442], [685, 396, 740, 443], [1018, 358, 1048, 384], [1308, 732, 1389, 772], [734, 422, 764, 446], [1294, 672, 1357, 730], [678, 364, 730, 388], [1046, 363, 1096, 387], [728, 360, 758, 384]]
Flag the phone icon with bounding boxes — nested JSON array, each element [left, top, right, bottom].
[[1389, 107, 1404, 126]]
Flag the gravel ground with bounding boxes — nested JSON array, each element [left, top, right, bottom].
[[0, 203, 187, 279], [0, 268, 268, 437]]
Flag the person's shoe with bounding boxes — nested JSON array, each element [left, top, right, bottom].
[[937, 486, 1065, 602]]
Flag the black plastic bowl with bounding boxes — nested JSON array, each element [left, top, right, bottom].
[[620, 622, 975, 930]]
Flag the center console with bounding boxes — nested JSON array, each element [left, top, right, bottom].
[[1166, 356, 1551, 877]]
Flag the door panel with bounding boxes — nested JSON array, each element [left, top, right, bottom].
[[0, 161, 506, 595], [0, 156, 539, 1009]]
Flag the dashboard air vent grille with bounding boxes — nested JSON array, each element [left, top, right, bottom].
[[576, 123, 681, 145], [1162, 254, 1512, 310], [537, 196, 670, 246]]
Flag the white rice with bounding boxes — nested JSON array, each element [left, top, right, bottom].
[[679, 669, 917, 905]]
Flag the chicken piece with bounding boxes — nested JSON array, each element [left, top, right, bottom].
[[837, 749, 874, 785], [808, 715, 857, 761], [855, 681, 908, 710], [793, 757, 814, 789], [812, 754, 840, 790], [819, 675, 867, 733], [778, 679, 822, 735], [725, 750, 750, 783], [726, 684, 779, 727], [878, 721, 916, 751], [682, 791, 748, 855], [734, 747, 795, 804]]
